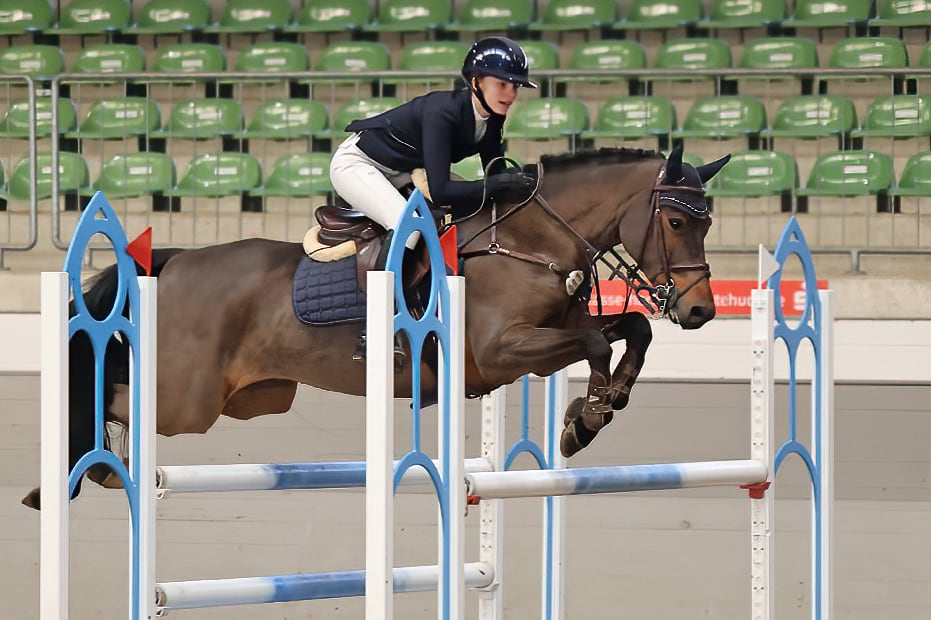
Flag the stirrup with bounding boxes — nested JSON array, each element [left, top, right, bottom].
[[353, 330, 406, 372]]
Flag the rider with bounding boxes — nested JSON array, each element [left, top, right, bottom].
[[329, 36, 539, 252]]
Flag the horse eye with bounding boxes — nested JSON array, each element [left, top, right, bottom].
[[669, 217, 683, 230]]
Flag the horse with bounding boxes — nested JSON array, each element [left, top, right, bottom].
[[23, 145, 729, 509]]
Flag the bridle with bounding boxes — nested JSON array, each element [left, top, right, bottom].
[[456, 157, 712, 320]]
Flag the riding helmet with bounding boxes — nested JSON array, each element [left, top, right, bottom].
[[461, 37, 538, 89]]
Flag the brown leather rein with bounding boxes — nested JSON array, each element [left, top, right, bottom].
[[456, 159, 712, 319]]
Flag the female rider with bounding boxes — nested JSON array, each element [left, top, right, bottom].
[[329, 36, 538, 251]]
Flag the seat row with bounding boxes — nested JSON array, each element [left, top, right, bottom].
[[706, 149, 931, 214], [2, 93, 927, 154], [3, 148, 928, 216], [0, 150, 334, 212], [3, 36, 931, 87], [1, 0, 929, 39]]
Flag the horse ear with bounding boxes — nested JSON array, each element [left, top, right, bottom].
[[665, 143, 683, 182], [696, 153, 732, 184]]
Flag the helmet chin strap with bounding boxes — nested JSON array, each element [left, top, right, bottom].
[[470, 77, 501, 118]]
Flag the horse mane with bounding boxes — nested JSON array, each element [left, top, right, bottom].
[[535, 147, 664, 173]]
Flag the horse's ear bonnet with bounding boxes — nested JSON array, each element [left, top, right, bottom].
[[659, 146, 731, 220]]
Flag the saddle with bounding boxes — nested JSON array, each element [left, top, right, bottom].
[[305, 171, 455, 292]]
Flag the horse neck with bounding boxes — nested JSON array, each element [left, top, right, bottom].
[[541, 159, 659, 252]]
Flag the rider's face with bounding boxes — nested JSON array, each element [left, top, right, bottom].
[[474, 77, 520, 116]]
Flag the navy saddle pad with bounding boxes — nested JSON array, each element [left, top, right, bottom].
[[292, 254, 368, 326]]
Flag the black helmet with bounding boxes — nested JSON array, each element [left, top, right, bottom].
[[462, 37, 538, 89]]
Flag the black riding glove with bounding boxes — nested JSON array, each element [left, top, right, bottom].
[[485, 172, 536, 202]]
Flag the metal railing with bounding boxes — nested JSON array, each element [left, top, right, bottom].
[[0, 76, 38, 270]]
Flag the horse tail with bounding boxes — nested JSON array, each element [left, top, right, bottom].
[[68, 248, 184, 499]]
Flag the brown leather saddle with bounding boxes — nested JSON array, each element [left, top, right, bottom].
[[313, 194, 444, 293]]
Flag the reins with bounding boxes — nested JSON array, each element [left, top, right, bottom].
[[456, 156, 712, 319]]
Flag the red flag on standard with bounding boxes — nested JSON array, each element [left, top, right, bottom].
[[126, 227, 153, 276], [439, 225, 458, 276]]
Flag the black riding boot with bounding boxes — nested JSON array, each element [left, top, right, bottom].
[[353, 330, 406, 372]]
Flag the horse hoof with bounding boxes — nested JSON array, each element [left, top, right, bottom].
[[562, 396, 585, 426], [559, 421, 583, 458], [22, 488, 40, 511]]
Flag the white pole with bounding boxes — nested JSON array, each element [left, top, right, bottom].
[[366, 270, 395, 620], [442, 276, 466, 620], [477, 387, 505, 620], [750, 288, 775, 620], [40, 272, 69, 620], [136, 276, 158, 620], [542, 371, 567, 620], [817, 290, 834, 620]]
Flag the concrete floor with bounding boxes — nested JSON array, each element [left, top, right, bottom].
[[3, 375, 930, 619]]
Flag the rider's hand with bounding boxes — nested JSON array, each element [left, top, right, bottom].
[[485, 172, 536, 201]]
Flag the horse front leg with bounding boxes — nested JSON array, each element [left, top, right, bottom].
[[472, 325, 615, 459], [559, 312, 653, 458]]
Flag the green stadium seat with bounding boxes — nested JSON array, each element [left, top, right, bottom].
[[696, 0, 787, 31], [232, 42, 310, 73], [125, 0, 211, 35], [153, 98, 242, 139], [760, 95, 857, 146], [8, 152, 90, 201], [581, 96, 676, 146], [309, 41, 391, 86], [204, 0, 291, 34], [559, 40, 646, 87], [738, 37, 819, 71], [615, 0, 702, 31], [240, 99, 329, 140], [781, 0, 872, 30], [314, 97, 403, 141], [517, 39, 559, 71], [151, 43, 226, 74], [645, 38, 732, 94], [250, 152, 332, 197], [0, 44, 64, 81], [85, 152, 176, 199], [826, 36, 909, 73], [797, 150, 893, 196], [0, 0, 53, 35], [890, 152, 931, 196], [284, 0, 371, 33], [365, 0, 452, 33], [172, 152, 262, 197], [65, 97, 160, 140], [870, 0, 931, 28], [672, 95, 767, 143], [505, 97, 590, 146], [705, 150, 797, 198], [447, 0, 532, 32], [71, 44, 146, 74], [46, 0, 131, 35], [385, 41, 468, 87], [850, 95, 931, 138], [0, 97, 77, 138], [529, 0, 617, 32]]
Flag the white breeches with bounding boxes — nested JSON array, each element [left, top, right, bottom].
[[329, 132, 420, 250]]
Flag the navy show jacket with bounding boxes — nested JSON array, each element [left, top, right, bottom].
[[345, 87, 505, 215]]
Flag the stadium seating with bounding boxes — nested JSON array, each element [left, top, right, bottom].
[[581, 96, 676, 150], [365, 0, 452, 34], [446, 0, 533, 33], [204, 0, 292, 35], [313, 97, 404, 142], [65, 97, 160, 141], [284, 0, 372, 34], [85, 152, 176, 200], [46, 0, 131, 36], [615, 0, 702, 33], [705, 150, 798, 212], [250, 152, 333, 197], [796, 150, 894, 212], [385, 40, 468, 89], [696, 0, 787, 33], [125, 0, 211, 35], [646, 38, 733, 100], [7, 152, 90, 206], [152, 98, 242, 140], [761, 94, 858, 149], [0, 97, 77, 139], [172, 152, 262, 197], [558, 40, 647, 98], [672, 95, 767, 148], [504, 97, 590, 154], [870, 0, 931, 28], [890, 152, 931, 196], [781, 0, 872, 31], [528, 0, 617, 33], [0, 0, 53, 35], [151, 43, 227, 74], [0, 44, 64, 82], [240, 99, 329, 140]]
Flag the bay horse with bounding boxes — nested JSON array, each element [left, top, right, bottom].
[[23, 145, 729, 509]]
